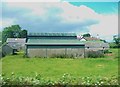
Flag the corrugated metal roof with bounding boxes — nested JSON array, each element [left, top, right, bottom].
[[7, 38, 26, 43], [28, 33, 76, 36], [26, 39, 84, 45], [81, 37, 101, 41]]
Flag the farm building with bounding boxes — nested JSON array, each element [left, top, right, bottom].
[[25, 33, 85, 58], [84, 41, 109, 51], [0, 42, 15, 58], [78, 37, 109, 51], [79, 37, 101, 41], [7, 38, 26, 51]]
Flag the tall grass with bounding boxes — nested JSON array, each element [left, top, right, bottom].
[[1, 48, 118, 85]]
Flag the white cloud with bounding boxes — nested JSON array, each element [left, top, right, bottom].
[[5, 2, 99, 22], [2, 0, 119, 2], [58, 4, 99, 23], [2, 0, 61, 2], [89, 14, 118, 41], [3, 2, 118, 41], [5, 3, 47, 16]]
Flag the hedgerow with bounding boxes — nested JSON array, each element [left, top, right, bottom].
[[85, 51, 104, 58], [0, 73, 119, 86]]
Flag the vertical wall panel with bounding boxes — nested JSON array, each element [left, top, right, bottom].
[[27, 47, 85, 58], [66, 48, 84, 58], [47, 48, 65, 57], [28, 48, 46, 57]]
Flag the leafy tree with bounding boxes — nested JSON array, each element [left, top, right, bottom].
[[83, 33, 91, 37], [2, 25, 27, 43], [20, 30, 27, 38], [113, 35, 120, 48], [100, 39, 107, 43], [0, 32, 2, 46], [113, 35, 120, 44], [0, 31, 2, 41]]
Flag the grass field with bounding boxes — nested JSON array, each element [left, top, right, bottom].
[[1, 48, 118, 82]]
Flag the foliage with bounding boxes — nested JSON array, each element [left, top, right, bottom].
[[109, 42, 119, 48], [82, 33, 91, 37], [113, 35, 120, 48], [0, 31, 2, 41], [20, 30, 27, 38], [51, 54, 74, 58], [100, 39, 107, 43], [1, 49, 118, 86], [113, 35, 120, 45], [86, 50, 104, 58], [2, 49, 118, 80], [2, 25, 27, 43], [103, 50, 111, 54], [1, 73, 118, 86]]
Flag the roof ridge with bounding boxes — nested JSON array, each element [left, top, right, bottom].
[[28, 32, 77, 36]]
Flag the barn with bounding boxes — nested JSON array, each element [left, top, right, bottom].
[[0, 42, 14, 58], [79, 37, 109, 51], [25, 33, 85, 58], [84, 41, 109, 51], [7, 38, 26, 51]]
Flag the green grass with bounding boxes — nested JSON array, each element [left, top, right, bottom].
[[1, 49, 118, 81]]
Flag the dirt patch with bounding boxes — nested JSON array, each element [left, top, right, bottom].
[[105, 53, 113, 56]]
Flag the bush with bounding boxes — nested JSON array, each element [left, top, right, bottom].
[[1, 73, 119, 86], [51, 54, 67, 58], [86, 51, 104, 58], [51, 54, 75, 58], [103, 50, 112, 54], [109, 43, 120, 48]]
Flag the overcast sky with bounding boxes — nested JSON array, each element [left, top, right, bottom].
[[1, 0, 119, 42]]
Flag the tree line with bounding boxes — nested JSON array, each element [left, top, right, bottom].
[[2, 25, 27, 43], [81, 33, 120, 48], [1, 25, 120, 48]]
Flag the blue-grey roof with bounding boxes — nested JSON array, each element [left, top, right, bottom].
[[28, 33, 77, 37], [7, 38, 26, 43], [26, 39, 84, 45]]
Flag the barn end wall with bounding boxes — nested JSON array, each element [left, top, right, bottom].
[[27, 48, 85, 58], [85, 42, 110, 51]]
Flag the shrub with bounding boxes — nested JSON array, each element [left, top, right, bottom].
[[51, 54, 66, 58], [86, 50, 104, 58], [103, 50, 112, 54], [51, 54, 75, 58], [109, 43, 120, 48], [1, 73, 119, 86]]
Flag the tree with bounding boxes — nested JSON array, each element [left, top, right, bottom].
[[0, 31, 2, 41], [113, 35, 120, 48], [2, 25, 27, 43], [83, 33, 91, 37], [20, 30, 27, 38], [100, 39, 107, 43], [113, 35, 120, 44]]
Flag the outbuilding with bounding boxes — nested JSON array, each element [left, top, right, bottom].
[[78, 36, 109, 51], [26, 33, 85, 58], [7, 38, 26, 51]]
